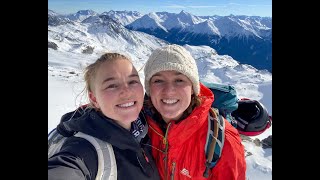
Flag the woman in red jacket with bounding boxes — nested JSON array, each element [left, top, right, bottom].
[[143, 44, 246, 180]]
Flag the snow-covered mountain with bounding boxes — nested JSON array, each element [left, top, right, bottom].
[[126, 11, 271, 40], [66, 10, 98, 22], [48, 10, 167, 70], [48, 9, 272, 113], [129, 11, 205, 31], [102, 10, 143, 26], [49, 9, 272, 72], [48, 9, 75, 26], [48, 9, 272, 179], [125, 11, 272, 72]]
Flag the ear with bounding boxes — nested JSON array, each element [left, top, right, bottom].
[[89, 91, 100, 109]]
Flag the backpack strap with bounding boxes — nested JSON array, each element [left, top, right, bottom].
[[48, 128, 67, 158], [203, 108, 225, 178], [75, 132, 117, 180], [48, 129, 117, 180]]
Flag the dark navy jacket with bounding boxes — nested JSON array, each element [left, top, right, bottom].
[[48, 107, 160, 180]]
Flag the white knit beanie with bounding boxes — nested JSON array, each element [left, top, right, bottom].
[[144, 44, 200, 96]]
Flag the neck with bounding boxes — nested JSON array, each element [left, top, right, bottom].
[[162, 111, 190, 124], [113, 120, 131, 130], [121, 123, 131, 130]]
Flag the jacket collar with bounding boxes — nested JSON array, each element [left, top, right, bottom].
[[57, 107, 147, 152]]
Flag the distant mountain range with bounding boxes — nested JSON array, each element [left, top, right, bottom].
[[125, 11, 272, 72], [48, 9, 272, 72]]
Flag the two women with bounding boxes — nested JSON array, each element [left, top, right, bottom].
[[49, 44, 246, 180]]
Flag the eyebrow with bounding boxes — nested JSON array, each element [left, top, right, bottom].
[[129, 74, 139, 78], [102, 73, 139, 83]]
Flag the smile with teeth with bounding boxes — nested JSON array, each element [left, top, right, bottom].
[[117, 101, 135, 108], [162, 99, 178, 104]]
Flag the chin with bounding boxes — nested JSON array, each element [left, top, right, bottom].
[[161, 111, 181, 119], [121, 113, 140, 122]]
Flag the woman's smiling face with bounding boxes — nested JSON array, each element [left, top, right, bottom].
[[149, 70, 194, 123], [89, 58, 144, 129]]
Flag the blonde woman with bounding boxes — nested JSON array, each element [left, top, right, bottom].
[[48, 53, 160, 180]]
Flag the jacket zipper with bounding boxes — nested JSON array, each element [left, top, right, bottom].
[[141, 148, 149, 163], [136, 148, 150, 175], [170, 162, 176, 180], [164, 122, 172, 180], [149, 124, 164, 137]]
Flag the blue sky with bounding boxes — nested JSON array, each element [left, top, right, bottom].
[[48, 0, 272, 17]]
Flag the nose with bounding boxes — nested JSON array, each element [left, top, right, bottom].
[[162, 82, 176, 94], [119, 84, 131, 97]]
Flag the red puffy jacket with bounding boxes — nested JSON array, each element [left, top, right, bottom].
[[146, 83, 246, 180]]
